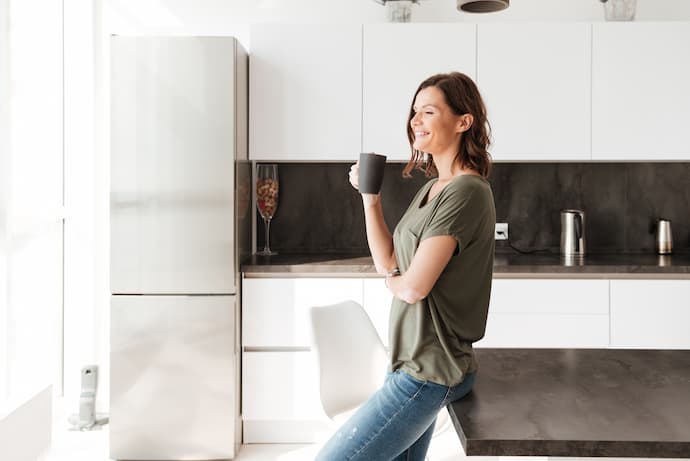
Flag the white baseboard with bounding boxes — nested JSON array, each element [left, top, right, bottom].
[[0, 386, 52, 461], [243, 419, 336, 444]]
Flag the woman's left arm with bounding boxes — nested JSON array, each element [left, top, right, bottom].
[[385, 235, 457, 304]]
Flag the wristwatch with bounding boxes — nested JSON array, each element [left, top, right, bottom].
[[385, 267, 400, 288]]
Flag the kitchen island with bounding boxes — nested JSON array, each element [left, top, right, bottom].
[[448, 348, 690, 458]]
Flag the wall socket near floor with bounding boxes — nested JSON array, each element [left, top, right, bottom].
[[495, 222, 509, 240]]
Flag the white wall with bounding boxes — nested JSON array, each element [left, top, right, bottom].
[[0, 0, 9, 411], [63, 0, 110, 414], [64, 0, 690, 412]]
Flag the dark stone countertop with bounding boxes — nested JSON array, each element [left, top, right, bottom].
[[448, 349, 690, 458], [242, 252, 690, 278]]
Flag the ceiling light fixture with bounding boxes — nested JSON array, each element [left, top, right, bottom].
[[600, 0, 636, 21], [456, 0, 509, 13]]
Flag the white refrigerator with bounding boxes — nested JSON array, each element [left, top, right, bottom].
[[109, 36, 249, 460]]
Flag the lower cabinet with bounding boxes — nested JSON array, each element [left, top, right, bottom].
[[476, 279, 610, 348], [241, 276, 689, 444], [362, 278, 393, 348], [241, 350, 332, 443], [610, 280, 690, 349], [241, 277, 374, 443]]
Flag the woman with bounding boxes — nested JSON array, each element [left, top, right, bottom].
[[315, 72, 496, 461]]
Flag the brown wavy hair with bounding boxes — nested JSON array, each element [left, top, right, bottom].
[[403, 72, 492, 179]]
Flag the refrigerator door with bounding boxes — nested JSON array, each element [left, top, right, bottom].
[[110, 37, 237, 295], [110, 295, 236, 460]]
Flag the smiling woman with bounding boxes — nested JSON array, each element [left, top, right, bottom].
[[321, 72, 496, 461]]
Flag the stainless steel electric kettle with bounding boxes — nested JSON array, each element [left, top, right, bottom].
[[561, 209, 586, 257], [656, 218, 673, 255]]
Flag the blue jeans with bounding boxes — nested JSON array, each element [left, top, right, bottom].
[[315, 369, 476, 461]]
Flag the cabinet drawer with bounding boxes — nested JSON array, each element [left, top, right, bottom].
[[490, 279, 609, 314], [242, 351, 326, 421], [476, 313, 609, 348], [241, 350, 331, 446], [610, 280, 690, 349], [242, 278, 363, 347]]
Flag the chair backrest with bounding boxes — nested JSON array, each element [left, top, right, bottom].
[[308, 300, 388, 420]]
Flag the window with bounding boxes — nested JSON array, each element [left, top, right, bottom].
[[1, 0, 63, 411]]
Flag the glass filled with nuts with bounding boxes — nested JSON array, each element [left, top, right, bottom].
[[256, 163, 279, 255]]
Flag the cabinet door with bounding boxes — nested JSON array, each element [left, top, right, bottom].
[[592, 23, 690, 160], [610, 280, 690, 349], [362, 278, 393, 348], [476, 279, 609, 348], [242, 351, 333, 443], [362, 24, 476, 160], [477, 23, 591, 161], [249, 24, 362, 160], [242, 278, 363, 347]]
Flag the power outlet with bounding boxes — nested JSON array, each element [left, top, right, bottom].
[[495, 222, 509, 240]]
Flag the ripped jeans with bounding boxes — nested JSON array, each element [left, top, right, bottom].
[[314, 369, 475, 461]]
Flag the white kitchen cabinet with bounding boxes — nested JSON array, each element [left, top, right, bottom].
[[362, 24, 476, 160], [241, 277, 363, 443], [475, 279, 610, 348], [249, 24, 362, 160], [241, 276, 618, 444], [592, 22, 690, 160], [477, 23, 591, 161], [241, 351, 333, 443], [242, 277, 363, 347], [362, 278, 393, 348], [610, 280, 690, 349]]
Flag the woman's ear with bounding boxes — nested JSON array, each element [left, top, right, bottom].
[[456, 113, 474, 133]]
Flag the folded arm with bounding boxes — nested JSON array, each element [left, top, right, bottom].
[[385, 235, 457, 304]]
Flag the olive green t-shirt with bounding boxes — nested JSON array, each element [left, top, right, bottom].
[[389, 174, 496, 386]]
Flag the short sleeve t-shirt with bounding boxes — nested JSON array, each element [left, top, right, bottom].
[[389, 174, 496, 386]]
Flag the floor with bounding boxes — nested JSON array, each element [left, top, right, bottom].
[[47, 399, 467, 461]]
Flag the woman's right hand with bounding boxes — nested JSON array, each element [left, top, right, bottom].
[[350, 161, 380, 207]]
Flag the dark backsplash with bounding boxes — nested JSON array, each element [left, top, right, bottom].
[[257, 162, 690, 255]]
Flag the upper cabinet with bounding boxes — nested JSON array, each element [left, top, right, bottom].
[[362, 24, 476, 160], [592, 23, 690, 160], [477, 23, 591, 161], [249, 24, 362, 161], [249, 22, 690, 162]]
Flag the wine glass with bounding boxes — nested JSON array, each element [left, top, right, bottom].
[[256, 164, 279, 256]]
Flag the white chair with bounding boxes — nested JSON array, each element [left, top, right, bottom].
[[308, 300, 388, 422], [308, 300, 452, 436]]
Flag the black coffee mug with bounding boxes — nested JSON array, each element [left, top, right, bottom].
[[358, 152, 387, 194]]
